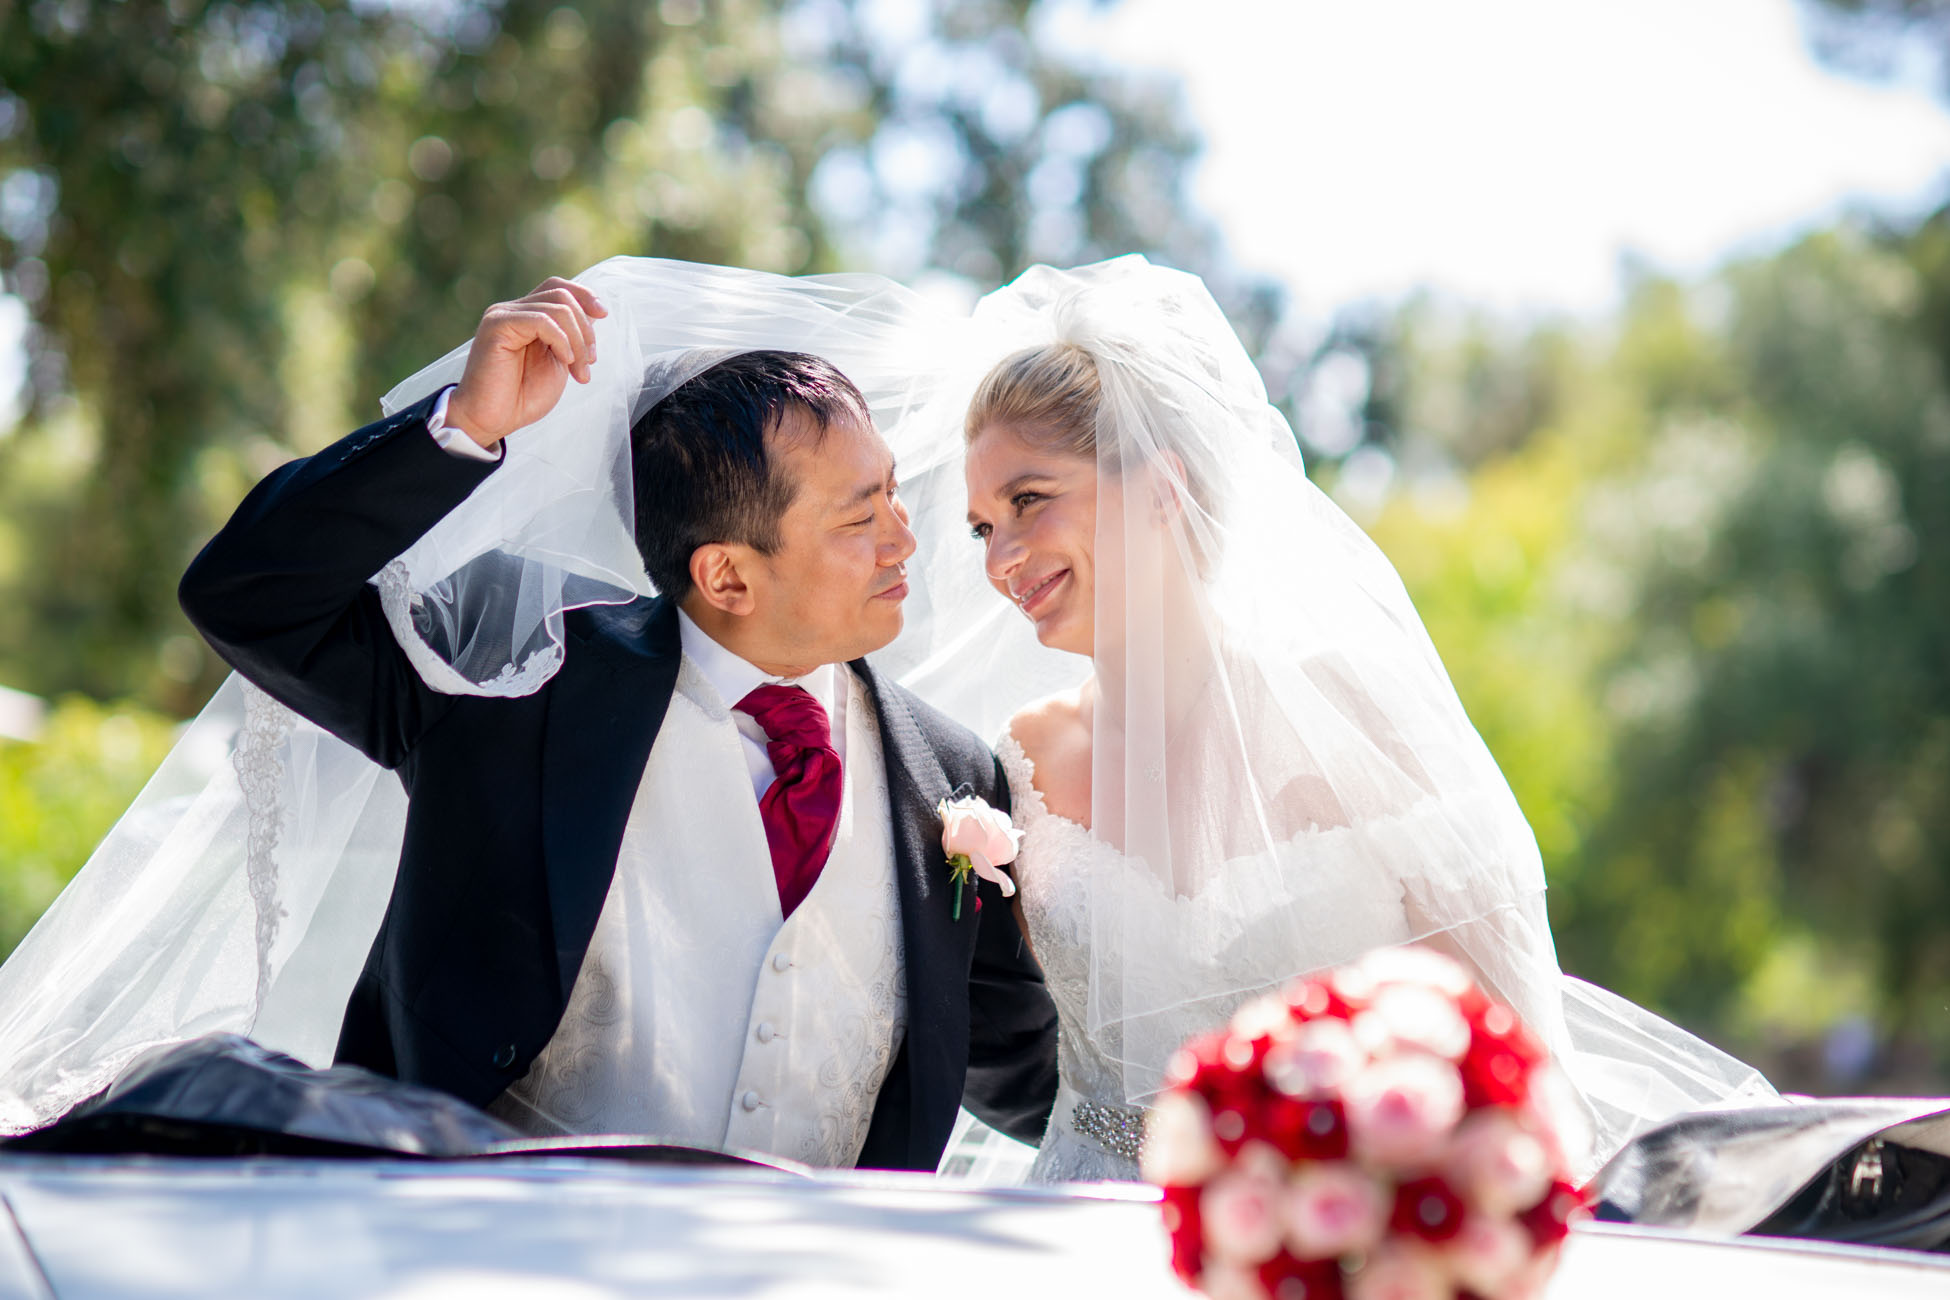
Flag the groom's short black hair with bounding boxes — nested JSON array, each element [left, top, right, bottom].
[[630, 350, 872, 602]]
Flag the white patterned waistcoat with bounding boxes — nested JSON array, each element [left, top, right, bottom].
[[489, 656, 906, 1167]]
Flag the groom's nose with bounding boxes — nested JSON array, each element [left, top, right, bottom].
[[881, 506, 917, 566]]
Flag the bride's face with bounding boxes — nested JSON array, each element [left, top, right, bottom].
[[965, 422, 1101, 658]]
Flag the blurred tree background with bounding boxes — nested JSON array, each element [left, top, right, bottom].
[[1337, 0, 1950, 1091], [2, 0, 1949, 1094]]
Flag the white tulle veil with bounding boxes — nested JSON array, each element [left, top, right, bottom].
[[0, 257, 960, 1131], [885, 257, 1776, 1170], [0, 255, 1771, 1171]]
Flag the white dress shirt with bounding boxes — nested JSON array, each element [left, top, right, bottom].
[[675, 609, 847, 799], [423, 384, 504, 462]]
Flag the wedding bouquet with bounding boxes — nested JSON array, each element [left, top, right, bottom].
[[1141, 947, 1588, 1300]]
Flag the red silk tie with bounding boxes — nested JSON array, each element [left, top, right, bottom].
[[736, 684, 843, 919]]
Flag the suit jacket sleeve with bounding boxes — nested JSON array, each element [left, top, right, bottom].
[[178, 390, 502, 769], [958, 748, 1061, 1146]]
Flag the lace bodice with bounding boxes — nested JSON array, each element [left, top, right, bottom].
[[997, 733, 1127, 1106], [998, 729, 1141, 1182], [998, 724, 1418, 1183]]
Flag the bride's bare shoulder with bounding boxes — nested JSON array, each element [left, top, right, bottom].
[[1002, 686, 1093, 827], [1004, 686, 1087, 761]]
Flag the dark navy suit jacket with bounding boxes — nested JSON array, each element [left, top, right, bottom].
[[178, 391, 1059, 1170]]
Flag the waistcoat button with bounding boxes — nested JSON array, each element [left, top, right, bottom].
[[492, 1043, 518, 1071], [756, 1022, 776, 1043], [772, 952, 792, 972], [740, 1090, 762, 1112]]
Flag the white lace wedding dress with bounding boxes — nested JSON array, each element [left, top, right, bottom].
[[999, 727, 1423, 1184], [998, 713, 1780, 1186], [1001, 727, 1137, 1182], [1001, 727, 1147, 1182]]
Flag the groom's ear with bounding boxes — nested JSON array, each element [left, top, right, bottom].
[[689, 543, 757, 616]]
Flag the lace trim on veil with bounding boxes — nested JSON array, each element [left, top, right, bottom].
[[235, 682, 293, 1029], [375, 560, 566, 698]]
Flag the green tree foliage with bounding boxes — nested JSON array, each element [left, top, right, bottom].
[[1364, 219, 1950, 1085], [1583, 225, 1950, 1046], [0, 0, 1238, 715], [0, 696, 177, 957], [0, 1, 402, 709]]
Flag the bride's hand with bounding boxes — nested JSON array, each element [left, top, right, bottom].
[[444, 277, 608, 449]]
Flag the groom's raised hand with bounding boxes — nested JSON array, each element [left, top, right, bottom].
[[444, 277, 608, 450]]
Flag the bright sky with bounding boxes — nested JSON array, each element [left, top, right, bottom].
[[1066, 0, 1950, 314]]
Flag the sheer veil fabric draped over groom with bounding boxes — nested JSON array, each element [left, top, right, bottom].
[[0, 260, 1058, 1173]]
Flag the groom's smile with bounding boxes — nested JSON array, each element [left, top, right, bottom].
[[871, 564, 909, 603]]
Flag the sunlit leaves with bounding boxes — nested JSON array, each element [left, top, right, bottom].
[[1372, 215, 1950, 1085]]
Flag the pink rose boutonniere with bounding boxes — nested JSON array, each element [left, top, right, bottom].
[[937, 790, 1021, 921]]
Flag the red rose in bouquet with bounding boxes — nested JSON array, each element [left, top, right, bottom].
[[1141, 947, 1589, 1300]]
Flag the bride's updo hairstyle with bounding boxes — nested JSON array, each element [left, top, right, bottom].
[[964, 340, 1224, 572], [963, 341, 1101, 458]]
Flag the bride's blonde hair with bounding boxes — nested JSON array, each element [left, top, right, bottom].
[[963, 342, 1102, 455], [964, 341, 1222, 568]]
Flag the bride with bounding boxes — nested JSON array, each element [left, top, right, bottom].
[[0, 255, 1770, 1178], [903, 258, 1776, 1182]]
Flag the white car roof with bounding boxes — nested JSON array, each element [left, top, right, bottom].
[[3, 1156, 1948, 1298]]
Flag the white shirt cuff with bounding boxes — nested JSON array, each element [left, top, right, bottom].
[[425, 385, 503, 463]]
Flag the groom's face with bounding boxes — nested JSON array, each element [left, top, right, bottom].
[[740, 408, 915, 672]]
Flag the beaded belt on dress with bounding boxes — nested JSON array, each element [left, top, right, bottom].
[[1071, 1096, 1148, 1163]]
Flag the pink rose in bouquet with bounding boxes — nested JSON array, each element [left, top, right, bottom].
[[1141, 946, 1588, 1300], [1443, 1215, 1533, 1297], [1201, 1143, 1289, 1266], [1264, 1019, 1364, 1099], [1284, 1165, 1388, 1258], [1444, 1112, 1552, 1219], [1345, 1241, 1450, 1300], [1343, 1054, 1466, 1167]]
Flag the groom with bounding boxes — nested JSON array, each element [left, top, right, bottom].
[[178, 278, 1057, 1170]]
